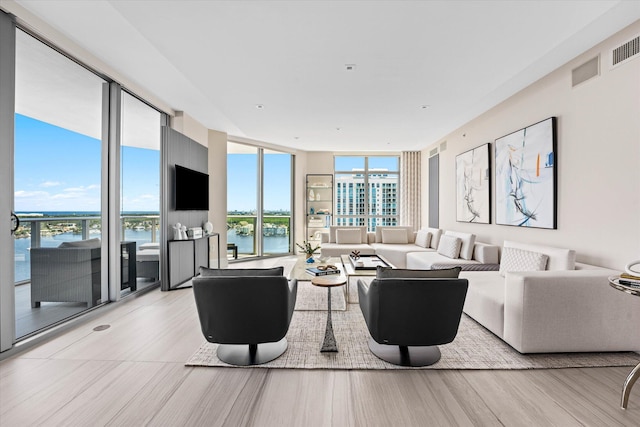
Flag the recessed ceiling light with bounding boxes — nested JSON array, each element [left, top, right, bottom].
[[256, 104, 264, 109], [345, 64, 356, 71], [336, 127, 341, 131], [294, 136, 299, 140], [420, 105, 430, 109]]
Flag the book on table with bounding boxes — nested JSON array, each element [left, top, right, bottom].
[[306, 267, 340, 276], [618, 278, 640, 288]]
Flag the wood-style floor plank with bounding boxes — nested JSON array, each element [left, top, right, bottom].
[[1, 256, 639, 426]]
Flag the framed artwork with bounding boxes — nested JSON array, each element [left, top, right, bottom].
[[495, 117, 557, 229], [456, 143, 491, 223]]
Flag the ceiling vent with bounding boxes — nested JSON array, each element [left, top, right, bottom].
[[611, 34, 639, 69], [439, 141, 447, 152], [429, 147, 438, 157], [572, 55, 599, 87]]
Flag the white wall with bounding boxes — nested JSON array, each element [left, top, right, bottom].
[[422, 21, 640, 269], [208, 129, 228, 267]]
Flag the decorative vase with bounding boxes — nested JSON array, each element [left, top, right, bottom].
[[308, 189, 315, 201], [306, 255, 315, 263]]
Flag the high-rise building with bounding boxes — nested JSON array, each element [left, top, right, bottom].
[[335, 169, 398, 230]]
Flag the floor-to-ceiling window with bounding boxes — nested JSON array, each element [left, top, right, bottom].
[[262, 149, 292, 256], [334, 155, 400, 231], [13, 30, 108, 338], [227, 142, 293, 259], [119, 91, 162, 295]]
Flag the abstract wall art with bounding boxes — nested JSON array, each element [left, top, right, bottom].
[[495, 117, 557, 229], [456, 143, 491, 223]]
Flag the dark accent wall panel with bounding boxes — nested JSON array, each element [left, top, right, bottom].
[[161, 126, 208, 290]]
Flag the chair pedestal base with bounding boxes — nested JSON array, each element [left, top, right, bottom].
[[217, 338, 288, 366], [368, 338, 441, 367]]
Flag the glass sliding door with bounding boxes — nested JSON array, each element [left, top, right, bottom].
[[119, 91, 161, 295], [13, 30, 108, 338], [227, 142, 258, 258], [262, 149, 292, 255]]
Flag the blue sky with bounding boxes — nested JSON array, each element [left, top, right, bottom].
[[16, 114, 398, 214], [228, 153, 292, 212], [15, 114, 159, 212]]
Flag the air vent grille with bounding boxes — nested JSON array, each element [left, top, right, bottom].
[[612, 35, 639, 68], [429, 147, 438, 157]]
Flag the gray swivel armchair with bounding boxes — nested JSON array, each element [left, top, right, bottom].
[[192, 267, 298, 366], [358, 277, 468, 366]]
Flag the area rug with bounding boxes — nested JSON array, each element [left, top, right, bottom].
[[186, 305, 640, 370], [293, 280, 346, 311]]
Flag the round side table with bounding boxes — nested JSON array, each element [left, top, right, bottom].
[[312, 275, 346, 353], [608, 276, 640, 409]]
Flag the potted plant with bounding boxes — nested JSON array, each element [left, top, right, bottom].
[[297, 241, 321, 263]]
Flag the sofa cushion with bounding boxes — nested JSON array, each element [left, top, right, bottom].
[[473, 242, 500, 264], [406, 251, 481, 269], [336, 228, 362, 244], [424, 227, 442, 249], [370, 243, 433, 269], [444, 231, 476, 260], [414, 229, 431, 248], [137, 249, 159, 262], [199, 266, 284, 277], [58, 238, 101, 249], [437, 235, 462, 259], [329, 226, 367, 244], [499, 247, 548, 277], [503, 241, 575, 271], [320, 243, 375, 257], [377, 265, 461, 278], [374, 226, 414, 244], [381, 228, 409, 244], [460, 271, 505, 338]]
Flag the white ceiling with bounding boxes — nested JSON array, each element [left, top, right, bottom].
[[10, 0, 640, 152]]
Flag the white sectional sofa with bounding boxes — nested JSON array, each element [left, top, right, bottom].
[[320, 226, 499, 269], [322, 227, 640, 354], [461, 241, 640, 353]]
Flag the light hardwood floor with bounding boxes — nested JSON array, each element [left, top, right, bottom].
[[1, 256, 639, 426]]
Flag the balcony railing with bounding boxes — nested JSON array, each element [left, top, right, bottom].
[[227, 214, 291, 257], [14, 214, 160, 285]]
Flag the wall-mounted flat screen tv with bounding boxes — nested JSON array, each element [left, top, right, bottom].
[[175, 164, 209, 210]]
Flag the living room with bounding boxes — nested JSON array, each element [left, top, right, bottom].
[[1, 1, 639, 425]]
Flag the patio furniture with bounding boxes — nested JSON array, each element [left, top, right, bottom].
[[227, 243, 238, 259], [30, 238, 102, 308]]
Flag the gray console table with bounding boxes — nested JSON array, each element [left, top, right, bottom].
[[167, 233, 220, 290]]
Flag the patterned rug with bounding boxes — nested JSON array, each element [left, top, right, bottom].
[[293, 280, 347, 311], [186, 300, 640, 370]]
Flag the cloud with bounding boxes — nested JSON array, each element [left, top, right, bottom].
[[40, 181, 61, 188], [15, 190, 50, 198]]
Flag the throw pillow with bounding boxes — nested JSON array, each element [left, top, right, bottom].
[[377, 266, 461, 278], [499, 247, 549, 277], [444, 231, 476, 260], [414, 229, 432, 248], [336, 228, 362, 244], [437, 235, 462, 259], [381, 228, 409, 244], [199, 266, 284, 277]]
